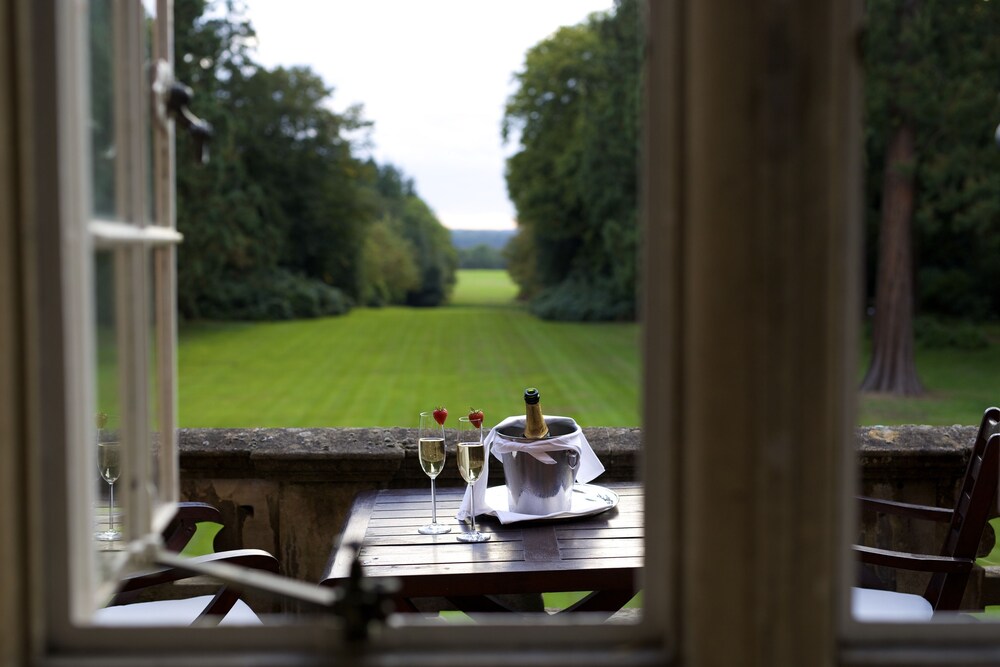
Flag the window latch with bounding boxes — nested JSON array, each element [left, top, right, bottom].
[[331, 542, 400, 642], [152, 60, 213, 165], [165, 82, 213, 165]]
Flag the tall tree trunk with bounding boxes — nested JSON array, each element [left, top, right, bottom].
[[860, 122, 923, 395]]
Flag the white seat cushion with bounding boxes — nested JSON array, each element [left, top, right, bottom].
[[851, 586, 934, 622], [94, 595, 261, 626]]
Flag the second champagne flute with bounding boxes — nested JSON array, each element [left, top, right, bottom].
[[456, 416, 490, 542], [95, 441, 122, 541], [417, 411, 451, 534]]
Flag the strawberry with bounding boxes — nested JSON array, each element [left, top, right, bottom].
[[432, 406, 448, 426], [468, 408, 484, 429]]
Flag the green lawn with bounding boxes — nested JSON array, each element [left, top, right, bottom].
[[178, 270, 640, 428], [857, 325, 1000, 426], [178, 269, 1000, 428]]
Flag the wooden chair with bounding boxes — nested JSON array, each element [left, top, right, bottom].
[[95, 503, 279, 626], [853, 407, 1000, 618]]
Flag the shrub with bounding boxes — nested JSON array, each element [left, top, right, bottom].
[[529, 275, 634, 322], [914, 316, 989, 350], [193, 270, 352, 321]]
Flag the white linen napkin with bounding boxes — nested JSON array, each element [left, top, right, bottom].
[[456, 415, 605, 523]]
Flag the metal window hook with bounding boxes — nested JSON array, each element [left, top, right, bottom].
[[152, 60, 213, 165]]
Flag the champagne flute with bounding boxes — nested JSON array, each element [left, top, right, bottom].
[[456, 416, 490, 543], [96, 441, 122, 541], [417, 411, 451, 535]]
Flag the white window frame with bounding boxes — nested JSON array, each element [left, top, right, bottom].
[[48, 0, 181, 618]]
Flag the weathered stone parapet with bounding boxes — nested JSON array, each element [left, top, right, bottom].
[[181, 426, 641, 486]]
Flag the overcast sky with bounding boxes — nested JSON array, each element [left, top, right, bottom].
[[243, 1, 615, 230]]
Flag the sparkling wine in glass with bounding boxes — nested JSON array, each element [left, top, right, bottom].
[[96, 441, 122, 541], [456, 416, 490, 543], [417, 411, 451, 534]]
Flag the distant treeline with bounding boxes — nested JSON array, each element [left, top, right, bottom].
[[451, 230, 513, 269], [173, 0, 456, 320], [450, 229, 515, 250]]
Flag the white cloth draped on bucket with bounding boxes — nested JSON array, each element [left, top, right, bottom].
[[456, 415, 605, 523]]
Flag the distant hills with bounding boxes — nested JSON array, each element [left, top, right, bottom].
[[449, 229, 516, 250]]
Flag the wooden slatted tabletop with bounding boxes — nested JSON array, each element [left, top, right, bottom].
[[321, 482, 643, 614]]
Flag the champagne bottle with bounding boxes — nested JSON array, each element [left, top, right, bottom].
[[522, 387, 550, 439]]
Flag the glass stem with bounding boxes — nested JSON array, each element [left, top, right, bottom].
[[469, 483, 477, 533], [430, 478, 438, 524], [108, 481, 114, 532]]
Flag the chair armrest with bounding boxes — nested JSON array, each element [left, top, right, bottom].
[[857, 496, 953, 522], [174, 502, 222, 522], [111, 549, 279, 604], [853, 544, 974, 573], [162, 502, 223, 553]]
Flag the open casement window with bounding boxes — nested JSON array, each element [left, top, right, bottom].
[[80, 0, 182, 607]]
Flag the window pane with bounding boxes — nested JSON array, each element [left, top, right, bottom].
[[143, 0, 157, 226], [93, 250, 128, 580], [147, 247, 168, 517], [89, 0, 119, 219]]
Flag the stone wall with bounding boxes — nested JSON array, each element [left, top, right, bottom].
[[179, 424, 996, 608]]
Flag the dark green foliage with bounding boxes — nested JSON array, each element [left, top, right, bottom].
[[502, 0, 641, 321], [865, 0, 1000, 321], [174, 0, 454, 320], [530, 274, 634, 322], [914, 316, 989, 351], [196, 269, 352, 321], [368, 164, 457, 307]]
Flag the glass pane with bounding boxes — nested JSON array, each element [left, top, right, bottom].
[[143, 0, 157, 226], [147, 247, 164, 515], [93, 250, 126, 558], [89, 0, 119, 219]]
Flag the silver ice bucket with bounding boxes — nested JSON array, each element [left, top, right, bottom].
[[496, 416, 581, 515]]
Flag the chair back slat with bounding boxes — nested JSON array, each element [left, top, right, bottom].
[[924, 407, 1000, 610]]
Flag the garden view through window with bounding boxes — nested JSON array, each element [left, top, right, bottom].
[[89, 0, 646, 627]]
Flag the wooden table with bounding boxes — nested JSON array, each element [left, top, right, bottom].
[[321, 482, 643, 615]]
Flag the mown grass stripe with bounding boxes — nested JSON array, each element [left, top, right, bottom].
[[177, 270, 640, 428]]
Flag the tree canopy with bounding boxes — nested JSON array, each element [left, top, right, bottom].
[[174, 0, 455, 320], [502, 0, 641, 321]]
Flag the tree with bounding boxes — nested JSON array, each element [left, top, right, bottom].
[[862, 120, 923, 394], [502, 0, 640, 321], [368, 163, 457, 307], [359, 216, 420, 306], [861, 0, 1000, 391], [174, 1, 451, 319], [233, 66, 373, 299]]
